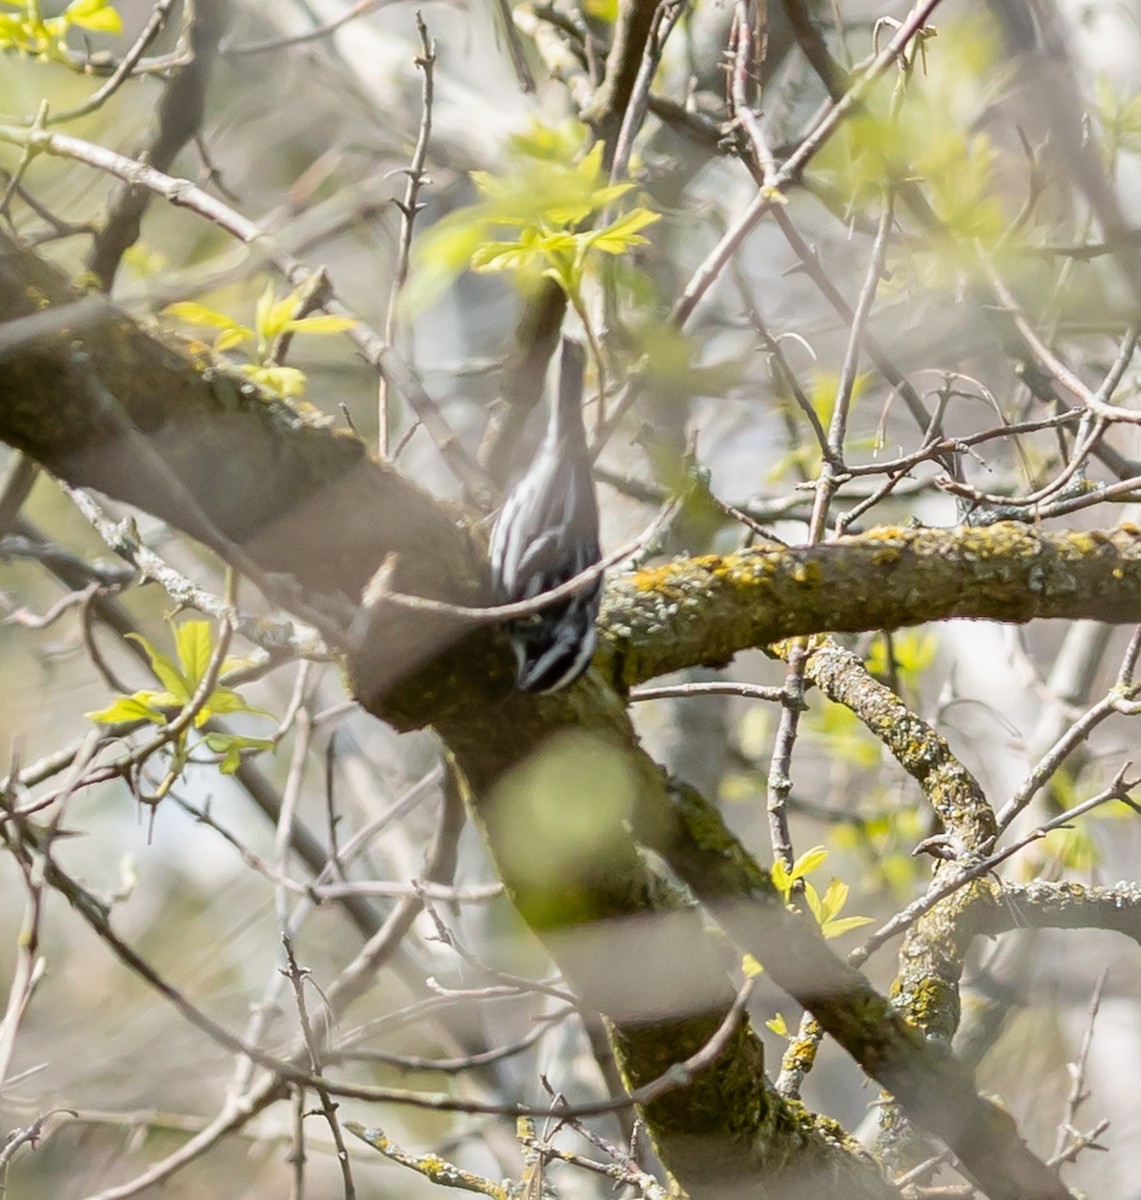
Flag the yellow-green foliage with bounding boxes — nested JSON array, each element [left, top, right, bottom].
[[743, 846, 872, 978], [164, 281, 356, 399], [770, 844, 874, 939], [87, 619, 275, 774], [405, 121, 660, 315], [812, 17, 1025, 289], [0, 0, 121, 61], [1095, 75, 1141, 162]]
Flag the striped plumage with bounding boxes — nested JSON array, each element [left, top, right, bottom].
[[489, 338, 602, 692]]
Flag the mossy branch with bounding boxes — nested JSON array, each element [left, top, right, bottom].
[[601, 524, 1141, 688]]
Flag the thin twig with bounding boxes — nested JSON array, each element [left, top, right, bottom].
[[281, 936, 356, 1200], [671, 0, 944, 326], [356, 496, 678, 628], [609, 0, 687, 185], [995, 686, 1132, 833], [380, 13, 436, 458], [275, 709, 313, 931], [852, 766, 1139, 965], [1051, 969, 1107, 1165], [223, 0, 387, 56], [630, 680, 790, 704], [0, 122, 495, 504], [46, 0, 179, 125]]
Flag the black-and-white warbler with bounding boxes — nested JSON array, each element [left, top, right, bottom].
[[489, 338, 602, 693]]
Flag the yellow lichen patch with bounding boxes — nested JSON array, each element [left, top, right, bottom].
[[633, 561, 690, 594], [718, 550, 782, 584], [860, 525, 906, 542], [1064, 530, 1101, 557], [712, 557, 750, 583], [791, 559, 823, 586]]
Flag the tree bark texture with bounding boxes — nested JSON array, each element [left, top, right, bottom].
[[0, 228, 1092, 1199]]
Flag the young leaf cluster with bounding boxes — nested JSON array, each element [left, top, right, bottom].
[[165, 282, 356, 400], [742, 847, 873, 981], [408, 133, 660, 319], [770, 845, 874, 940], [0, 0, 120, 61], [86, 619, 274, 775]]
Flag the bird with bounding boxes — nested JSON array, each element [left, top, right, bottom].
[[488, 337, 602, 692]]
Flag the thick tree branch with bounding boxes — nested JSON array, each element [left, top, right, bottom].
[[437, 684, 893, 1199], [642, 781, 1072, 1200], [600, 525, 1141, 688], [12, 225, 1141, 724], [970, 879, 1141, 943], [0, 228, 1127, 1199], [581, 0, 662, 146], [0, 229, 486, 703]]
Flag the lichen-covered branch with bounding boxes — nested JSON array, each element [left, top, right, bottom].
[[778, 637, 990, 1046], [436, 681, 893, 1199], [643, 781, 1071, 1200], [970, 879, 1141, 944], [0, 228, 1119, 1199], [601, 525, 1141, 688]]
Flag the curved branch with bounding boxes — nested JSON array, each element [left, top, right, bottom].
[[642, 780, 1072, 1200]]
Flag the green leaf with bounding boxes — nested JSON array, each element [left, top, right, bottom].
[[85, 694, 166, 725], [174, 619, 213, 687], [204, 688, 273, 719], [508, 118, 588, 163], [469, 239, 529, 272], [822, 915, 875, 939], [770, 858, 791, 899], [789, 845, 828, 882], [65, 0, 123, 32], [254, 280, 282, 339], [239, 364, 307, 398], [765, 1012, 788, 1037], [202, 732, 275, 774], [573, 141, 605, 184], [803, 881, 824, 925], [215, 327, 253, 352], [402, 214, 493, 314], [285, 313, 357, 336], [819, 877, 849, 923], [163, 301, 247, 333], [125, 632, 188, 700], [89, 622, 278, 746], [220, 654, 256, 676], [586, 207, 661, 254], [541, 260, 580, 301], [529, 230, 580, 255], [406, 117, 659, 313]]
